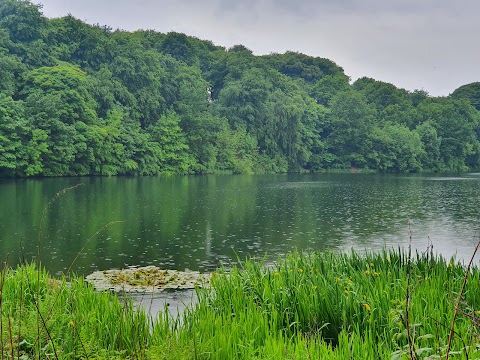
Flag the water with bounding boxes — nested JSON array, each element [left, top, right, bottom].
[[1, 173, 479, 276]]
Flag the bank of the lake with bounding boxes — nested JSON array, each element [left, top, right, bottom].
[[1, 249, 479, 359]]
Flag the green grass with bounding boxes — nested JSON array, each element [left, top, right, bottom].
[[0, 263, 151, 359], [1, 249, 479, 359], [152, 249, 480, 359]]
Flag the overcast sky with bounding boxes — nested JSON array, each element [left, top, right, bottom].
[[32, 0, 480, 96]]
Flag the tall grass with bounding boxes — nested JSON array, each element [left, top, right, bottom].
[[150, 249, 480, 359], [0, 263, 151, 359], [1, 249, 479, 359]]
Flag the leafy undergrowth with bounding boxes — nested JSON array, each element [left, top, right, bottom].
[[1, 249, 480, 359]]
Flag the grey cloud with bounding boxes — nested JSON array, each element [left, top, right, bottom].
[[271, 0, 480, 18], [32, 0, 480, 95]]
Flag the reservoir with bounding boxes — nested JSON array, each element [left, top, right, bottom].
[[1, 173, 479, 276]]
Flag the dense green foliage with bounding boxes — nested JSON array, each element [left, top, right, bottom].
[[1, 250, 479, 358], [1, 0, 480, 176]]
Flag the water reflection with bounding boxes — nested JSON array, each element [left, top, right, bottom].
[[0, 173, 479, 276]]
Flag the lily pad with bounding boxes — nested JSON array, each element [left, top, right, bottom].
[[85, 266, 211, 293]]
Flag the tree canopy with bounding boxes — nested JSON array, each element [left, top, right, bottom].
[[0, 0, 479, 177]]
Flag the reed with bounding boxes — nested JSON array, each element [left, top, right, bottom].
[[0, 263, 151, 359], [1, 249, 479, 359], [149, 249, 480, 359]]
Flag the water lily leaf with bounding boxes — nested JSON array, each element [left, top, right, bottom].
[[85, 266, 211, 293]]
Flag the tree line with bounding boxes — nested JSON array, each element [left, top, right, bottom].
[[1, 0, 480, 177]]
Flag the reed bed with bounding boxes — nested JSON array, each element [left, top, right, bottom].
[[1, 249, 479, 359], [151, 249, 480, 359], [0, 263, 151, 359]]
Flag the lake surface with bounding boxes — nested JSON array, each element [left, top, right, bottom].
[[1, 173, 479, 276]]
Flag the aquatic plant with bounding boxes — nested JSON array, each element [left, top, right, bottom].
[[85, 266, 211, 293], [0, 263, 151, 359], [151, 249, 480, 359], [1, 249, 479, 359]]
